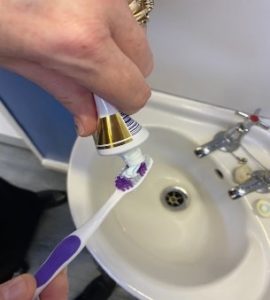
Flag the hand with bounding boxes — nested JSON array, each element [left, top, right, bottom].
[[0, 271, 68, 300], [0, 0, 153, 136]]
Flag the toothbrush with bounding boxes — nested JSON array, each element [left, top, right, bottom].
[[33, 156, 153, 299]]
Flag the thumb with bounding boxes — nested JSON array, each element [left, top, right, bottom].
[[0, 275, 36, 300]]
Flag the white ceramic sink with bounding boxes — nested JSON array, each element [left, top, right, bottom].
[[68, 92, 270, 300]]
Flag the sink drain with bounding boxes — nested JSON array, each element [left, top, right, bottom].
[[161, 186, 189, 211]]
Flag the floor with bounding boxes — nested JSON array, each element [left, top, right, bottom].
[[0, 142, 134, 300]]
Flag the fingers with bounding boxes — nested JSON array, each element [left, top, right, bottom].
[[40, 269, 68, 300], [31, 0, 153, 114], [107, 0, 153, 77], [0, 271, 68, 300], [0, 0, 154, 118], [0, 274, 36, 300], [2, 58, 97, 136], [68, 36, 151, 114]]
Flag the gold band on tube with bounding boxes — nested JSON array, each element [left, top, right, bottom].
[[93, 113, 133, 149]]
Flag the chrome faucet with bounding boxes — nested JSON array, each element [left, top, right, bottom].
[[194, 109, 269, 158], [228, 169, 270, 199]]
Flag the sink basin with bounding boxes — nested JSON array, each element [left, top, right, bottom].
[[68, 92, 270, 300]]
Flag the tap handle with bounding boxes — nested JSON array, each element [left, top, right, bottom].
[[235, 109, 270, 130]]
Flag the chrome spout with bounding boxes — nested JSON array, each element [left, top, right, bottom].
[[194, 109, 269, 158], [228, 170, 270, 200], [194, 130, 241, 158]]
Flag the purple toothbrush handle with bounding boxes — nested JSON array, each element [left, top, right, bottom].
[[35, 235, 81, 289]]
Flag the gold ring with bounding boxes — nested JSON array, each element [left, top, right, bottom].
[[128, 0, 154, 24]]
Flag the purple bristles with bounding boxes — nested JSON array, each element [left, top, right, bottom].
[[115, 162, 148, 191], [137, 162, 147, 176], [115, 176, 134, 191]]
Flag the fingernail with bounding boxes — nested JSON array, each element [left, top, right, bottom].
[[74, 118, 85, 136], [1, 276, 28, 300]]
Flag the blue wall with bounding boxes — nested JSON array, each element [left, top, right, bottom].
[[0, 68, 77, 163]]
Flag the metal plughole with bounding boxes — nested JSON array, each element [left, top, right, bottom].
[[161, 186, 190, 211]]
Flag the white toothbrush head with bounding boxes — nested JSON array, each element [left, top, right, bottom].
[[115, 156, 153, 192]]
